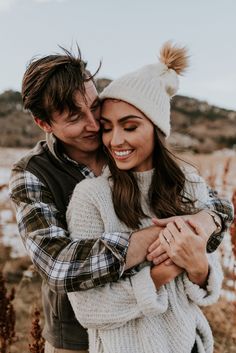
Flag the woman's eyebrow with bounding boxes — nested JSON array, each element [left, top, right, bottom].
[[100, 115, 143, 122]]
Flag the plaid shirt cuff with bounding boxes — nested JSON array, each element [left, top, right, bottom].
[[205, 188, 234, 252], [101, 232, 130, 276]]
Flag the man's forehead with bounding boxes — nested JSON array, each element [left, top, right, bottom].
[[75, 81, 98, 106]]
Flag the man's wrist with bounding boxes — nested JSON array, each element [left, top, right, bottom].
[[125, 226, 161, 270], [187, 257, 209, 286], [204, 210, 222, 235], [187, 265, 209, 287]]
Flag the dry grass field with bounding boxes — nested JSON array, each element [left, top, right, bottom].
[[0, 148, 236, 352], [183, 151, 236, 353]]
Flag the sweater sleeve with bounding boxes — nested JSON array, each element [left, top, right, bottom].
[[182, 172, 223, 305], [184, 170, 234, 253], [66, 179, 105, 240], [68, 267, 168, 330], [182, 251, 223, 306], [184, 171, 210, 209]]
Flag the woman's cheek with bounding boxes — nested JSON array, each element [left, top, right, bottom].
[[102, 133, 110, 148]]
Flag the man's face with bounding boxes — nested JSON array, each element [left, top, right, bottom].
[[36, 81, 101, 158]]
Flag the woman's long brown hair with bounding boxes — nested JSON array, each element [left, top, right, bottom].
[[106, 128, 197, 229]]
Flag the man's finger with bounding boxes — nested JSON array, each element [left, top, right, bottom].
[[148, 237, 160, 253], [152, 217, 175, 226], [164, 258, 175, 266], [187, 219, 207, 239], [152, 253, 169, 265], [174, 217, 193, 237], [147, 246, 165, 261]]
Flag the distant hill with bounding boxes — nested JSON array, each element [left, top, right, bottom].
[[0, 81, 236, 153]]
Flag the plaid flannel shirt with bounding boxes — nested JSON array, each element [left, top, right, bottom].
[[9, 162, 233, 293], [9, 164, 130, 293]]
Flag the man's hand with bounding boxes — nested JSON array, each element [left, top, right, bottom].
[[125, 225, 162, 270], [151, 262, 183, 289], [152, 209, 221, 238], [147, 237, 171, 265]]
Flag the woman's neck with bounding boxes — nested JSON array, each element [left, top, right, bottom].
[[132, 169, 154, 192]]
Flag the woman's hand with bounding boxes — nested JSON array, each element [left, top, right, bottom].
[[147, 210, 217, 266], [158, 217, 209, 287]]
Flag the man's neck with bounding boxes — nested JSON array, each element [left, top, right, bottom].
[[65, 147, 105, 176]]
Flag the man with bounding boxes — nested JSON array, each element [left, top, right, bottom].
[[9, 47, 233, 353]]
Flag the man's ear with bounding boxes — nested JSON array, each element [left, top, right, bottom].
[[34, 117, 52, 133]]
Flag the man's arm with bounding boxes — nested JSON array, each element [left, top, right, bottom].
[[150, 262, 183, 288], [9, 169, 133, 293], [124, 226, 161, 270]]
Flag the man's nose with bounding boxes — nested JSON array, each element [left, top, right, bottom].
[[86, 111, 100, 132]]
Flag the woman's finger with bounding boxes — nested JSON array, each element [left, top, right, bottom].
[[174, 217, 194, 237], [162, 228, 175, 244], [166, 222, 179, 240], [159, 231, 171, 252]]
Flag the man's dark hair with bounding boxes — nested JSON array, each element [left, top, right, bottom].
[[22, 46, 100, 124]]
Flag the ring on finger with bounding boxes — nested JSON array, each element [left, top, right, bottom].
[[163, 234, 171, 245], [176, 225, 183, 232], [163, 229, 174, 244]]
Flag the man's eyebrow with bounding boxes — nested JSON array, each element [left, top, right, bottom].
[[69, 97, 100, 116], [100, 115, 143, 123], [67, 108, 82, 119], [91, 97, 100, 106]]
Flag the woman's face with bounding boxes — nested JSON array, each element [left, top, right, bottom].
[[101, 99, 155, 172]]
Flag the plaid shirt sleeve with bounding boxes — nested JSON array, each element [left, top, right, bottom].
[[205, 186, 234, 253], [9, 169, 129, 293]]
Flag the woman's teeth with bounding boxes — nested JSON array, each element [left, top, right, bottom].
[[114, 150, 132, 156]]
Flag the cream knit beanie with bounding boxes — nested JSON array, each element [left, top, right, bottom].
[[100, 42, 189, 137]]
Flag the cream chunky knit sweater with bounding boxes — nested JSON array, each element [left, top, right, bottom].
[[66, 168, 223, 353]]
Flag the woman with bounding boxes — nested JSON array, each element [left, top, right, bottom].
[[66, 42, 223, 353]]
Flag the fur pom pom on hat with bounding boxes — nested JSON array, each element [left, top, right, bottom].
[[100, 41, 189, 137]]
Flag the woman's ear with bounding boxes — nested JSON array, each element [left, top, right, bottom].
[[34, 117, 53, 133]]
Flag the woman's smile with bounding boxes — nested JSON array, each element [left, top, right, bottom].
[[101, 99, 155, 172], [111, 149, 134, 160]]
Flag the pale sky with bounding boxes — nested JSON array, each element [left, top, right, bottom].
[[0, 0, 236, 110]]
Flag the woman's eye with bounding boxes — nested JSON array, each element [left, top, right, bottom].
[[125, 126, 137, 131], [102, 127, 112, 133]]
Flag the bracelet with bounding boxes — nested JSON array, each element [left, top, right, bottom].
[[205, 210, 222, 235]]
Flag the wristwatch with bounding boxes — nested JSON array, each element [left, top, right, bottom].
[[206, 210, 222, 235]]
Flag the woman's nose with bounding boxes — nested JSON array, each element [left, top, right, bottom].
[[110, 130, 124, 146]]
